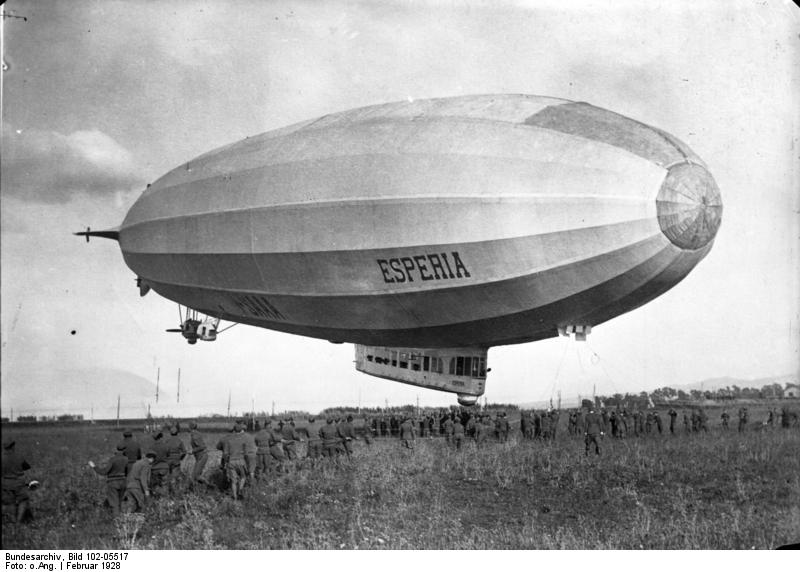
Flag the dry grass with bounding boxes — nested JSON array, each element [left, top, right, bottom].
[[2, 412, 799, 549]]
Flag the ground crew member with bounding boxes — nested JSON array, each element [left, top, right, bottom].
[[466, 414, 476, 440], [188, 421, 207, 484], [89, 444, 128, 517], [473, 416, 485, 445], [781, 407, 791, 429], [305, 417, 323, 459], [362, 417, 374, 446], [123, 452, 154, 513], [654, 411, 663, 434], [117, 431, 142, 473], [452, 417, 465, 450], [645, 411, 653, 434], [443, 416, 454, 445], [683, 412, 690, 433], [149, 431, 169, 493], [668, 408, 678, 434], [164, 424, 187, 489], [254, 423, 272, 478], [584, 407, 603, 456], [697, 408, 708, 433], [600, 409, 609, 434], [338, 415, 359, 458], [738, 407, 748, 432], [280, 418, 304, 461], [399, 416, 416, 449], [721, 410, 730, 429], [2, 439, 34, 523], [265, 419, 288, 472], [497, 412, 510, 442], [319, 417, 341, 458], [224, 421, 256, 500]]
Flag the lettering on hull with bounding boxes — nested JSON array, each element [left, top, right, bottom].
[[377, 251, 471, 284]]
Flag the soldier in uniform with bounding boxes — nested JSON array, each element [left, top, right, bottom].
[[609, 411, 618, 438], [697, 408, 708, 433], [720, 410, 730, 429], [472, 416, 483, 445], [223, 421, 256, 500], [645, 411, 654, 434], [123, 451, 155, 513], [319, 417, 341, 458], [465, 413, 477, 440], [443, 415, 454, 445], [280, 418, 304, 461], [738, 407, 748, 432], [452, 416, 465, 450], [117, 430, 142, 473], [520, 411, 531, 439], [265, 419, 288, 472], [362, 416, 374, 446], [540, 411, 551, 440], [254, 422, 272, 479], [584, 407, 604, 456], [497, 411, 510, 442], [89, 444, 128, 516], [667, 408, 678, 434], [149, 430, 170, 494], [338, 415, 359, 459], [164, 424, 187, 490], [188, 421, 208, 484], [654, 411, 663, 434], [399, 416, 416, 449], [304, 417, 324, 460], [2, 439, 34, 523]]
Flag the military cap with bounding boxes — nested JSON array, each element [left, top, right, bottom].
[[116, 443, 126, 451], [144, 451, 157, 459], [123, 431, 133, 437]]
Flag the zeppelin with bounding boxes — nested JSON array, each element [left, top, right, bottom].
[[79, 94, 722, 405]]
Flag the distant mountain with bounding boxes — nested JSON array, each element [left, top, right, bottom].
[[677, 374, 797, 392], [2, 366, 156, 418]]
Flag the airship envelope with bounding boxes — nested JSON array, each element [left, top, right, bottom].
[[82, 95, 722, 404]]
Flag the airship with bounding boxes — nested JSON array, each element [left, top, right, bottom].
[[78, 94, 722, 405]]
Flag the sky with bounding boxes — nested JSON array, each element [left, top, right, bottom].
[[1, 0, 798, 419]]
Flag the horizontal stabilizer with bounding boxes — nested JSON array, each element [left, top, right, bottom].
[[74, 226, 120, 242]]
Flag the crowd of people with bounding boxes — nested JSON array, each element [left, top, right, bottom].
[[2, 403, 798, 523]]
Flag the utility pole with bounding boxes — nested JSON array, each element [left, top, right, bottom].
[[227, 390, 232, 421], [156, 367, 160, 403], [177, 368, 181, 404], [116, 395, 121, 427], [271, 401, 275, 417]]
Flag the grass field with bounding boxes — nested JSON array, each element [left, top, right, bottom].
[[2, 404, 799, 550]]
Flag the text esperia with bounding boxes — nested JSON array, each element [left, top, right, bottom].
[[377, 252, 471, 283]]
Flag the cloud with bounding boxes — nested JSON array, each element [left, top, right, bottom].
[[1, 125, 145, 203]]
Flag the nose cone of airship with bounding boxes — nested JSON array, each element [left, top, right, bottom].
[[656, 162, 722, 250]]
